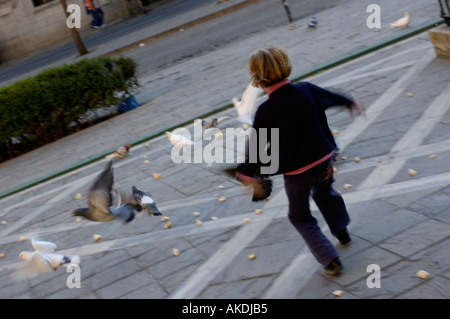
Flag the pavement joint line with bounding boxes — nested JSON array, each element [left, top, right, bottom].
[[167, 218, 274, 299], [0, 180, 90, 237], [334, 139, 450, 174], [1, 168, 447, 257], [318, 40, 432, 87], [0, 19, 444, 200], [391, 82, 450, 153], [321, 60, 417, 88], [336, 48, 436, 154], [357, 82, 450, 190]]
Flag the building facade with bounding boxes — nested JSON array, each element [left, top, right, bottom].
[[0, 0, 131, 62]]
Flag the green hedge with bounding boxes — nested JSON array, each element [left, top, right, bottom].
[[0, 56, 138, 162]]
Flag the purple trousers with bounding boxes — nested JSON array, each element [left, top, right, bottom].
[[283, 158, 350, 266]]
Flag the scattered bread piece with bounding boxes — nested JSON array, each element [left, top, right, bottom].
[[164, 221, 173, 229], [153, 173, 162, 179], [416, 270, 430, 279], [332, 290, 343, 297]]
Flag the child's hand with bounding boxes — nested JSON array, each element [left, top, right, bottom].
[[347, 97, 366, 119]]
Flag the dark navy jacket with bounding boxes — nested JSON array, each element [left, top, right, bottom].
[[244, 81, 353, 176]]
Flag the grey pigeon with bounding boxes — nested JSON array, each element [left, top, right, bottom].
[[308, 17, 318, 28], [73, 161, 136, 223], [194, 116, 229, 129], [131, 185, 162, 216]]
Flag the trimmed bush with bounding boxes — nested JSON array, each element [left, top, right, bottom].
[[0, 56, 138, 162]]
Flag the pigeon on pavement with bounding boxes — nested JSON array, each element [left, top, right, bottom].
[[194, 116, 229, 129], [308, 17, 318, 28], [231, 82, 260, 125], [131, 186, 162, 216], [72, 161, 136, 223], [390, 12, 410, 28], [14, 239, 80, 281], [105, 144, 131, 160], [165, 131, 194, 149]]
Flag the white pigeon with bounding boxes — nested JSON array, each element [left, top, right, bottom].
[[165, 131, 194, 149], [14, 239, 80, 281], [194, 116, 229, 129], [390, 12, 410, 28], [231, 82, 260, 125]]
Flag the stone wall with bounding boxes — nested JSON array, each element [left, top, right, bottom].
[[0, 0, 128, 62]]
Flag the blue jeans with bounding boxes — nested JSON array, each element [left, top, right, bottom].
[[283, 158, 350, 266], [87, 8, 104, 27]]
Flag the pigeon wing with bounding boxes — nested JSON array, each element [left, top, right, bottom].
[[31, 239, 57, 253], [87, 161, 114, 214], [89, 161, 114, 197], [110, 204, 135, 223], [234, 83, 259, 124]]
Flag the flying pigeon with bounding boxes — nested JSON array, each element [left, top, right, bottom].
[[165, 131, 194, 149], [231, 82, 260, 125], [72, 161, 136, 223], [13, 239, 80, 281], [194, 116, 229, 129], [105, 144, 131, 160], [131, 186, 162, 216], [308, 17, 318, 28], [221, 165, 272, 202], [390, 12, 410, 28]]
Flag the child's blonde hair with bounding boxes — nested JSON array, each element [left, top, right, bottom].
[[248, 47, 292, 89]]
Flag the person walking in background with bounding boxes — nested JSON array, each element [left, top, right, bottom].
[[85, 0, 105, 28], [236, 47, 364, 275]]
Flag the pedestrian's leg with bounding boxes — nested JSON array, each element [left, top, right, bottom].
[[91, 10, 100, 27], [311, 160, 350, 238], [97, 8, 104, 26], [284, 174, 339, 267]]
